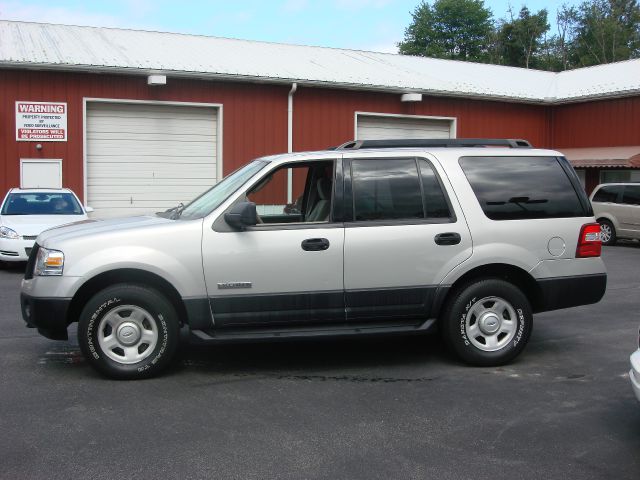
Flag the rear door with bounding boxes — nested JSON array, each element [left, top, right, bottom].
[[342, 155, 472, 324]]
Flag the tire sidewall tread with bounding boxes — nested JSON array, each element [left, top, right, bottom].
[[441, 278, 533, 367], [78, 283, 179, 380]]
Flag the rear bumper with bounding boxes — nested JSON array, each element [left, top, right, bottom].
[[21, 293, 71, 340], [536, 273, 607, 312], [631, 350, 640, 403]]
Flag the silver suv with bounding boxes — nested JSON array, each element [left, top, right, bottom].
[[590, 183, 640, 245], [21, 139, 607, 379]]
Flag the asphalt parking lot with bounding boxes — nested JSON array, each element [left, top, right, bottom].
[[1, 245, 639, 480]]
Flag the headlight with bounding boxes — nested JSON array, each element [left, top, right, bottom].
[[35, 247, 65, 276], [0, 226, 19, 239]]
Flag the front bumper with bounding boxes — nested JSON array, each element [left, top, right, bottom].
[[0, 237, 35, 262], [631, 350, 640, 403], [21, 293, 71, 340]]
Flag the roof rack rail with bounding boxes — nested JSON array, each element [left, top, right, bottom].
[[335, 138, 533, 150]]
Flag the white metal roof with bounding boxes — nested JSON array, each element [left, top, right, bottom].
[[1, 20, 639, 104]]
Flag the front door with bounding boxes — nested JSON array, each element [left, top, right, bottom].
[[202, 158, 345, 329], [342, 155, 472, 324]]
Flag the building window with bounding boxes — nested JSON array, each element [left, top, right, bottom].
[[600, 170, 640, 183]]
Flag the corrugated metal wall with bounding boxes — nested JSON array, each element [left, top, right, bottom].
[[2, 69, 639, 200], [552, 97, 640, 148]]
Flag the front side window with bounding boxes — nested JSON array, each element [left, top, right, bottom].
[[247, 160, 335, 224], [459, 156, 587, 220], [1, 192, 83, 215]]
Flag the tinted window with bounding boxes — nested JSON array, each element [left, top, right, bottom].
[[592, 185, 623, 203], [622, 185, 640, 206], [459, 156, 587, 220], [1, 192, 83, 215], [418, 160, 452, 219], [352, 159, 423, 221]]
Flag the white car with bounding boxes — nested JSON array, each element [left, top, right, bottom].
[[0, 188, 90, 264], [631, 329, 640, 402]]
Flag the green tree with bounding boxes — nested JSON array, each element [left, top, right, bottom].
[[496, 7, 550, 69], [571, 0, 640, 66], [398, 0, 494, 62]]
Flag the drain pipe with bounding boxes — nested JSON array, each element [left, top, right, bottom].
[[287, 82, 297, 203]]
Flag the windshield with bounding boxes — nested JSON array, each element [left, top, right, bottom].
[[1, 192, 84, 215], [178, 161, 268, 220]]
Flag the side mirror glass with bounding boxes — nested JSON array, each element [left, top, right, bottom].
[[224, 202, 257, 230]]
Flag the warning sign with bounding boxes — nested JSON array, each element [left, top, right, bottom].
[[16, 101, 67, 142]]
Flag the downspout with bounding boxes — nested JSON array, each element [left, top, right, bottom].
[[287, 82, 297, 203]]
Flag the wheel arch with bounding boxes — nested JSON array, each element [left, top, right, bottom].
[[595, 213, 618, 228], [435, 263, 544, 318], [67, 268, 187, 327]]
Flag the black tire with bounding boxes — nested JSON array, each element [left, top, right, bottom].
[[78, 284, 179, 380], [441, 279, 533, 367], [598, 219, 616, 246]]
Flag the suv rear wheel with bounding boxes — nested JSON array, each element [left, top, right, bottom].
[[78, 284, 179, 379], [441, 279, 532, 366]]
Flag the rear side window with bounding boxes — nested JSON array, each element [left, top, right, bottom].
[[459, 156, 587, 220], [622, 185, 640, 205], [350, 158, 452, 222], [352, 159, 424, 221], [592, 185, 623, 203]]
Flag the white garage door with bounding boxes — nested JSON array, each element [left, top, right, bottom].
[[86, 102, 218, 218], [356, 114, 453, 141]]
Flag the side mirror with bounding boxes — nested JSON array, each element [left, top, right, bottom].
[[85, 206, 94, 213], [224, 202, 257, 230]]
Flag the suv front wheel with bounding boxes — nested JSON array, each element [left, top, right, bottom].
[[78, 284, 179, 379], [441, 279, 533, 366]]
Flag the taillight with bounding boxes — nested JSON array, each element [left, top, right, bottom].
[[576, 223, 602, 258]]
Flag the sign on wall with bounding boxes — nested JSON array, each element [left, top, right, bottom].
[[16, 101, 68, 142]]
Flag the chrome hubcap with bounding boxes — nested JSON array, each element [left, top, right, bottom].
[[466, 296, 518, 352], [600, 224, 611, 243], [116, 322, 141, 346], [478, 312, 501, 335], [97, 305, 158, 364]]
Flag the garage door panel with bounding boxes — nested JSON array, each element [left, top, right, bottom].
[[87, 131, 216, 142], [88, 163, 217, 179], [88, 140, 217, 156], [87, 102, 218, 218], [357, 115, 452, 141], [89, 185, 211, 198], [88, 155, 216, 164], [87, 121, 216, 136]]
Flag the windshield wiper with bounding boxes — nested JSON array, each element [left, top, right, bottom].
[[157, 202, 185, 219], [170, 202, 185, 220]]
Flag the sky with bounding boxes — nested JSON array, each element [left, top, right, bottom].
[[0, 0, 581, 53]]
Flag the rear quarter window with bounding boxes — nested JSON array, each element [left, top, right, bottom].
[[459, 156, 588, 220]]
